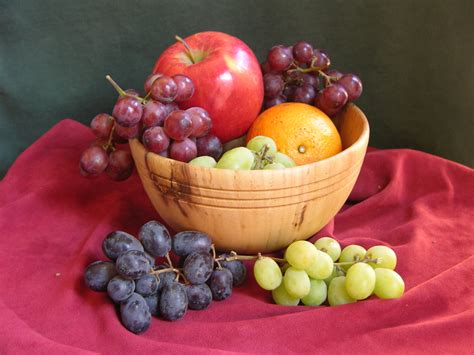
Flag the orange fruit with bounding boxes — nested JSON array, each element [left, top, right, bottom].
[[246, 103, 342, 165]]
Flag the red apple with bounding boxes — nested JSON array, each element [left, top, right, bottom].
[[153, 32, 264, 143]]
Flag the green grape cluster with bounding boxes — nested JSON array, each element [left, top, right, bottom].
[[189, 135, 296, 170], [253, 237, 405, 307]]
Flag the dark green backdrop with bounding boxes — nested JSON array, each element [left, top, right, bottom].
[[1, 0, 473, 177]]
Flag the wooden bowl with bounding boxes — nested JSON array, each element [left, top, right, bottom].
[[129, 104, 369, 253]]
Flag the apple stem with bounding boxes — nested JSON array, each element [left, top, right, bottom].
[[175, 35, 197, 64]]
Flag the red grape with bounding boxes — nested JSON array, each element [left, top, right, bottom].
[[80, 146, 109, 177], [312, 50, 331, 70], [285, 70, 303, 82], [144, 73, 162, 94], [325, 69, 343, 81], [114, 123, 140, 140], [261, 61, 273, 74], [90, 113, 114, 139], [142, 101, 168, 128], [293, 84, 316, 104], [164, 102, 179, 115], [314, 84, 348, 116], [337, 74, 363, 101], [158, 149, 169, 158], [264, 95, 287, 109], [186, 107, 212, 138], [196, 134, 223, 160], [169, 138, 197, 162], [112, 96, 143, 127], [283, 85, 297, 101], [173, 75, 195, 102], [142, 126, 170, 154], [164, 111, 193, 141], [302, 73, 320, 89], [293, 41, 313, 65], [151, 76, 177, 103], [106, 150, 134, 181], [267, 45, 293, 72], [263, 73, 284, 99]]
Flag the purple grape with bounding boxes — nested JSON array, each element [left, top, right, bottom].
[[144, 252, 155, 268], [158, 149, 169, 158], [155, 264, 176, 293], [196, 134, 222, 160], [293, 84, 316, 104], [169, 138, 197, 162], [164, 102, 179, 115], [263, 73, 284, 99], [80, 146, 109, 177], [219, 254, 247, 286], [102, 231, 144, 260], [173, 74, 195, 102], [90, 113, 114, 139], [208, 268, 233, 301], [116, 250, 151, 280], [325, 69, 343, 81], [151, 76, 177, 103], [112, 96, 143, 127], [120, 293, 151, 334], [186, 107, 212, 137], [311, 49, 331, 69], [164, 110, 193, 141], [314, 84, 349, 116], [267, 45, 293, 72], [293, 41, 314, 64], [144, 73, 162, 94], [264, 95, 287, 109], [261, 61, 273, 74], [283, 85, 297, 101], [114, 123, 140, 140], [159, 281, 188, 321], [337, 74, 363, 101], [135, 274, 159, 296], [172, 231, 212, 257], [142, 126, 170, 154], [302, 73, 321, 89], [144, 293, 160, 316], [142, 100, 168, 128], [107, 276, 135, 303], [84, 261, 117, 291], [106, 150, 134, 181], [138, 220, 171, 258], [186, 284, 212, 310], [183, 251, 214, 285]]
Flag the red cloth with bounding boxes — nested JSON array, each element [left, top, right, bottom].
[[1, 119, 473, 354]]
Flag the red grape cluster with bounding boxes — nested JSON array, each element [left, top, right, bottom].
[[79, 73, 223, 181], [261, 41, 363, 116]]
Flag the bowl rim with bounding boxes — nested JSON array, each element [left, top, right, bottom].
[[131, 103, 370, 175]]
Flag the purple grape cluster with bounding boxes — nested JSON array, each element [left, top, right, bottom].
[[79, 73, 223, 181], [261, 41, 363, 116], [84, 221, 247, 334]]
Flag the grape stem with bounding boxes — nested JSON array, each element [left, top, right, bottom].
[[211, 244, 223, 270], [215, 250, 286, 264], [165, 253, 174, 269], [105, 75, 148, 104], [334, 257, 379, 266], [102, 123, 116, 152], [175, 35, 197, 64]]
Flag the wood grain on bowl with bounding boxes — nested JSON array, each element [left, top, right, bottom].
[[130, 104, 369, 253]]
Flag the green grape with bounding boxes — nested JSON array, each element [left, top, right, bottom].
[[306, 250, 334, 280], [188, 156, 217, 168], [272, 152, 296, 168], [285, 240, 318, 270], [328, 276, 357, 306], [253, 257, 282, 290], [283, 267, 311, 298], [339, 245, 366, 270], [367, 245, 397, 270], [314, 237, 341, 262], [345, 262, 376, 300], [324, 266, 345, 286], [246, 135, 277, 155], [263, 162, 285, 170], [272, 283, 300, 306], [373, 268, 405, 299], [301, 279, 327, 306], [216, 147, 255, 170]]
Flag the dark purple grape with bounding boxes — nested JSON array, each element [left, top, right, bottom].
[[114, 123, 140, 140], [186, 284, 212, 310], [90, 113, 114, 139], [164, 102, 179, 115], [314, 84, 349, 116], [120, 293, 151, 334], [155, 264, 176, 293], [159, 281, 188, 321], [263, 73, 284, 99], [169, 138, 197, 162], [80, 146, 109, 177], [311, 49, 331, 69], [186, 107, 212, 138], [196, 134, 223, 160], [138, 220, 171, 257], [337, 74, 363, 101], [144, 252, 155, 268], [135, 274, 159, 296], [172, 231, 212, 257], [158, 149, 169, 158], [102, 231, 144, 260], [144, 293, 160, 316], [283, 85, 297, 101], [112, 96, 143, 127], [84, 261, 117, 291], [164, 110, 193, 141], [107, 275, 135, 303], [219, 255, 247, 286], [267, 45, 293, 72], [106, 150, 134, 181], [173, 74, 195, 102], [142, 126, 170, 154], [151, 76, 177, 103], [183, 251, 214, 285], [325, 69, 343, 81], [144, 73, 162, 94], [116, 250, 151, 280], [208, 268, 233, 300], [293, 41, 314, 64], [264, 95, 287, 109], [142, 100, 168, 128], [302, 73, 321, 89], [293, 84, 316, 104], [261, 61, 273, 74]]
